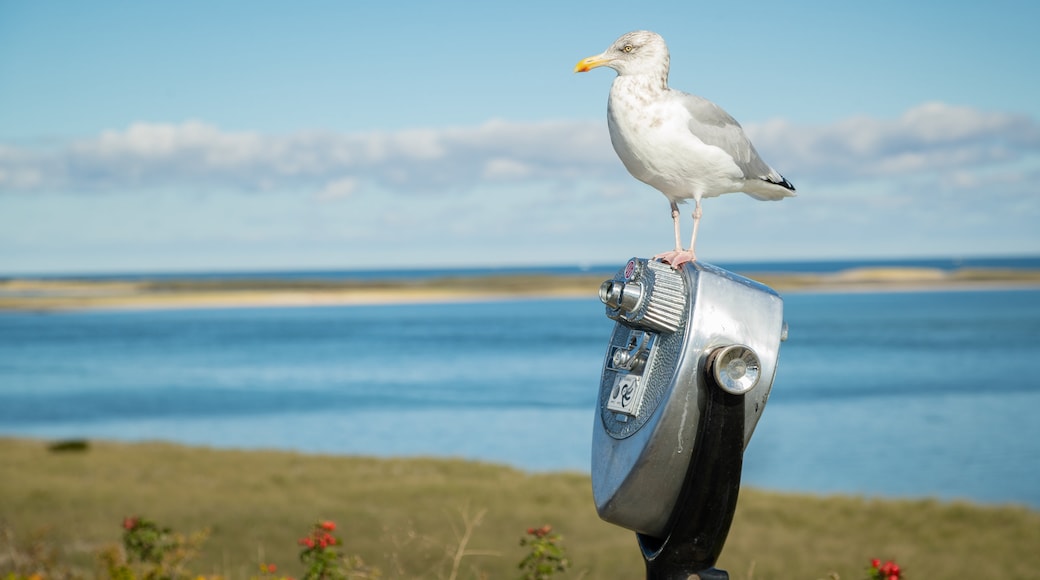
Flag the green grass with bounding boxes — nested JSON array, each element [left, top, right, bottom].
[[2, 438, 1039, 579]]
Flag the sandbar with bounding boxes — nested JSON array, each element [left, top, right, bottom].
[[2, 267, 1039, 312]]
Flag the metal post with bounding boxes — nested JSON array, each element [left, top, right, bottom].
[[639, 366, 746, 580]]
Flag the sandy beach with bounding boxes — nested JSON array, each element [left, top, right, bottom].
[[2, 266, 1039, 312]]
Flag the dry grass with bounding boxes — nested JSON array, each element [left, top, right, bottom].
[[2, 438, 1039, 579]]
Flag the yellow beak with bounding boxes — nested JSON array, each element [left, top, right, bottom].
[[574, 55, 610, 73]]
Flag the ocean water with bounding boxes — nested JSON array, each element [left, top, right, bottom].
[[18, 254, 1040, 282], [1, 285, 1039, 508]]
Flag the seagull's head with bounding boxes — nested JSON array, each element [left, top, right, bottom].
[[574, 30, 670, 78]]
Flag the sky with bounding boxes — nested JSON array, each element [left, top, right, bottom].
[[1, 0, 1039, 275]]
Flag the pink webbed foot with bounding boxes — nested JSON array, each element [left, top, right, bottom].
[[653, 249, 697, 269]]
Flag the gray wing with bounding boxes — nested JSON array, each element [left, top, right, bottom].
[[678, 92, 784, 183]]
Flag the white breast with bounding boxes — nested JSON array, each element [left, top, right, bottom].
[[607, 77, 745, 203]]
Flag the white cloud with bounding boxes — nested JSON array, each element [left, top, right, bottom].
[[482, 158, 533, 180], [315, 177, 359, 201], [1, 103, 1037, 199], [746, 102, 1040, 182], [0, 119, 620, 195]]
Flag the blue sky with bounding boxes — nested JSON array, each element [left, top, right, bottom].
[[2, 0, 1039, 274]]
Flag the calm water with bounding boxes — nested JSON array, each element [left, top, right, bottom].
[[13, 254, 1040, 282], [1, 287, 1039, 507]]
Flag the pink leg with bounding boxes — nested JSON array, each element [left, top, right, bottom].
[[688, 199, 702, 260], [670, 201, 682, 252], [653, 201, 697, 269]]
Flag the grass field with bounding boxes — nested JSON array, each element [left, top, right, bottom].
[[2, 438, 1038, 579]]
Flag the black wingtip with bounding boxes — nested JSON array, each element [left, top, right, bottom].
[[770, 175, 796, 192]]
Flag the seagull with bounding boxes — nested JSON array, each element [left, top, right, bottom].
[[575, 30, 795, 267]]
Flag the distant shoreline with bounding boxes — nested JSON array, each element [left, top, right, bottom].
[[2, 266, 1039, 312]]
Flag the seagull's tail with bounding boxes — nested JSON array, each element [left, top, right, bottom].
[[743, 171, 796, 201]]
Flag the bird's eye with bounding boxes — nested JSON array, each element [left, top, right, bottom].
[[622, 45, 634, 53]]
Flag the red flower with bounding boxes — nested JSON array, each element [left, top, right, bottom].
[[320, 520, 336, 532], [526, 524, 553, 539], [123, 517, 138, 530], [870, 559, 901, 579]]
